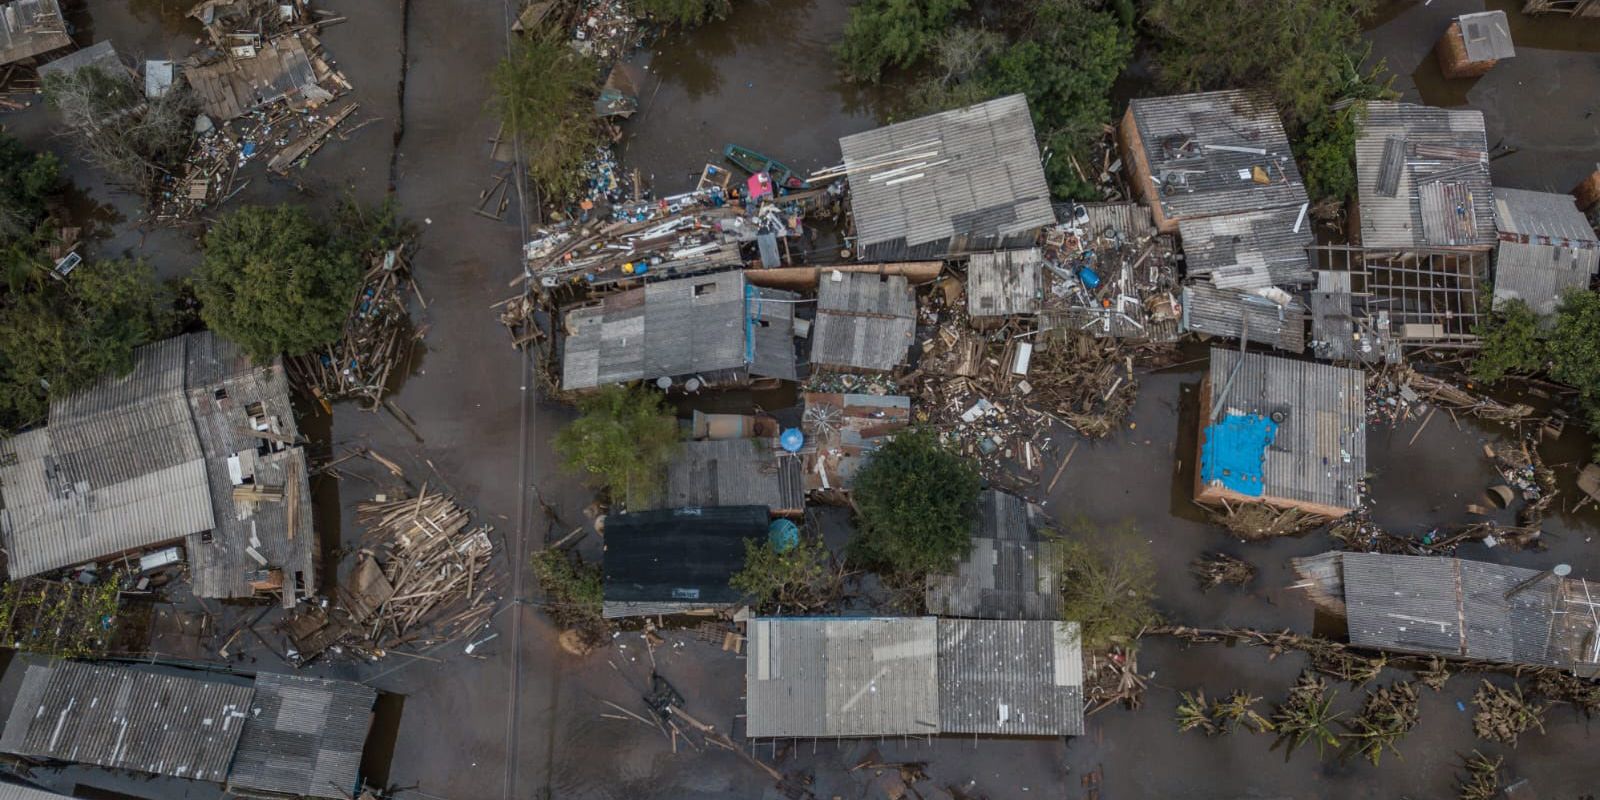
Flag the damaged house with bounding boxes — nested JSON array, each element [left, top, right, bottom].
[[1353, 102, 1495, 250], [839, 94, 1055, 262], [601, 505, 768, 619], [560, 271, 798, 392], [1293, 552, 1600, 678], [0, 0, 70, 67], [0, 332, 315, 606], [1309, 244, 1488, 358], [1490, 187, 1599, 317], [925, 490, 1059, 620], [799, 392, 911, 493], [744, 617, 1084, 738], [1196, 348, 1366, 518], [810, 271, 916, 373], [628, 438, 804, 516], [1119, 90, 1314, 351]]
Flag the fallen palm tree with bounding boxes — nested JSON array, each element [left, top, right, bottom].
[[1472, 680, 1547, 746], [1272, 672, 1342, 759], [1190, 552, 1257, 590], [1205, 498, 1325, 540], [1342, 680, 1420, 765]]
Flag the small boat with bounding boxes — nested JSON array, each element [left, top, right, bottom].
[[722, 144, 810, 190]]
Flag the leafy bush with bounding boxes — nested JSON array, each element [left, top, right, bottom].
[[730, 536, 840, 612], [633, 0, 731, 27], [848, 428, 980, 575], [1299, 101, 1366, 205], [553, 384, 680, 501], [836, 0, 968, 84], [194, 204, 361, 362], [1470, 299, 1546, 383], [0, 133, 60, 244], [1051, 518, 1160, 650], [531, 549, 606, 639], [490, 34, 599, 200]]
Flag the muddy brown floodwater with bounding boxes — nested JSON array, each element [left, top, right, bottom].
[[4, 0, 1600, 798]]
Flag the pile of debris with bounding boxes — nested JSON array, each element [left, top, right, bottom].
[[1366, 363, 1532, 428], [1343, 680, 1420, 765], [1204, 498, 1325, 541], [288, 245, 421, 410], [1190, 552, 1257, 590], [571, 0, 643, 62], [1039, 203, 1181, 341], [1472, 680, 1547, 746], [284, 486, 497, 663]]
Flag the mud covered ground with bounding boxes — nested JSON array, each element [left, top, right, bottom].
[[3, 0, 1599, 798]]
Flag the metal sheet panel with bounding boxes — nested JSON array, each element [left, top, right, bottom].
[[1127, 90, 1307, 220], [1355, 102, 1494, 248], [745, 617, 939, 738], [227, 673, 376, 799], [937, 619, 1083, 736]]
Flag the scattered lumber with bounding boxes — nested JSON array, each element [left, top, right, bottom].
[[288, 244, 420, 410]]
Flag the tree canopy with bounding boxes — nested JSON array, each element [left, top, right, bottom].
[[1470, 299, 1546, 384], [193, 204, 361, 362], [1051, 518, 1160, 651], [730, 536, 842, 613], [633, 0, 731, 27], [552, 384, 680, 501], [1471, 290, 1600, 457], [490, 33, 599, 200], [836, 0, 968, 84], [848, 428, 981, 575], [0, 133, 60, 245]]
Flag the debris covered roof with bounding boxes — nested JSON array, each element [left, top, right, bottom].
[[1124, 90, 1306, 222], [0, 659, 253, 781], [800, 392, 911, 491], [925, 491, 1060, 620], [1492, 188, 1599, 316], [840, 94, 1054, 261], [227, 673, 377, 799], [0, 0, 70, 66], [811, 272, 916, 372], [1354, 102, 1495, 249], [183, 34, 327, 120], [1178, 206, 1313, 289], [631, 439, 805, 514], [561, 271, 798, 391], [35, 41, 122, 81], [966, 249, 1042, 318], [1456, 11, 1515, 63], [745, 617, 1085, 738], [1201, 348, 1365, 514], [1181, 283, 1307, 353], [601, 505, 769, 618]]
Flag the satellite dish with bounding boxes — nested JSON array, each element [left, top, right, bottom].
[[656, 376, 672, 390], [1554, 564, 1573, 577]]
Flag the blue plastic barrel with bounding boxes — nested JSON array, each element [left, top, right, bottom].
[[768, 519, 800, 553], [779, 428, 804, 452], [1078, 266, 1101, 290]]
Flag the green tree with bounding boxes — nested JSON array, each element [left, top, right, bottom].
[[1470, 299, 1547, 383], [193, 204, 361, 362], [0, 259, 172, 430], [1548, 290, 1600, 395], [531, 548, 606, 641], [0, 133, 60, 243], [1051, 518, 1160, 650], [730, 536, 841, 612], [553, 384, 680, 500], [489, 34, 598, 200], [1298, 101, 1366, 205], [848, 428, 980, 575], [836, 0, 968, 84], [633, 0, 731, 27]]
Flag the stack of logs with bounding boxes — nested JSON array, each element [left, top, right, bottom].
[[289, 246, 420, 411]]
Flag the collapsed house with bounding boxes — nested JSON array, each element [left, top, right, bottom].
[[0, 332, 315, 606], [0, 0, 70, 67], [1196, 348, 1366, 518], [0, 658, 377, 798], [1353, 102, 1495, 250], [839, 94, 1055, 262], [1293, 552, 1600, 678], [1435, 10, 1515, 80], [744, 617, 1084, 738], [181, 0, 350, 121], [629, 439, 804, 516], [810, 271, 916, 373], [601, 505, 768, 618], [1490, 187, 1599, 317], [559, 271, 798, 391], [1308, 245, 1488, 358], [925, 490, 1059, 620], [799, 392, 911, 493], [33, 40, 121, 82]]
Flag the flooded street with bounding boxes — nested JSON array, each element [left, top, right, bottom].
[[3, 0, 1599, 798]]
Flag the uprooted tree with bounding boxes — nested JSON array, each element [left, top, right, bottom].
[[44, 65, 198, 196], [1050, 517, 1161, 650], [848, 427, 981, 576], [730, 535, 845, 613], [489, 32, 599, 200], [552, 383, 680, 502], [531, 548, 607, 646]]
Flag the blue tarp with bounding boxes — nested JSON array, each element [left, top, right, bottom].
[[1200, 413, 1278, 497]]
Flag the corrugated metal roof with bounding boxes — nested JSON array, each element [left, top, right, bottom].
[[937, 620, 1083, 736], [36, 41, 121, 80], [0, 660, 252, 781], [227, 673, 376, 799], [562, 273, 798, 390], [1492, 240, 1599, 317], [0, 783, 73, 800], [841, 95, 1054, 261], [925, 491, 1060, 620], [1355, 102, 1495, 248], [602, 506, 768, 616], [1178, 206, 1313, 289], [745, 617, 940, 738], [1494, 188, 1596, 243], [183, 34, 319, 121], [811, 272, 915, 372], [1126, 90, 1307, 220], [1205, 348, 1366, 512], [0, 0, 70, 66], [967, 249, 1042, 317], [632, 439, 805, 513], [1456, 11, 1515, 62], [1181, 284, 1307, 352]]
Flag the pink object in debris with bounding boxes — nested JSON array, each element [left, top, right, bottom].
[[746, 172, 773, 200]]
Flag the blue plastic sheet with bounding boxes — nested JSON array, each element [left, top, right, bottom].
[[1200, 413, 1278, 496]]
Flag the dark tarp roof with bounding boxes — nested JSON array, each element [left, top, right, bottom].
[[603, 505, 768, 604]]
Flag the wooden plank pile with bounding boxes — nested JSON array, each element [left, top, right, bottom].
[[355, 488, 496, 647], [288, 247, 420, 411]]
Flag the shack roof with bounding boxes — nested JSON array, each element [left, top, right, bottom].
[[938, 619, 1083, 736], [0, 336, 215, 579], [1178, 206, 1313, 289], [631, 439, 804, 514], [1180, 284, 1307, 353], [1294, 552, 1599, 677], [811, 272, 915, 372], [1125, 90, 1306, 221], [840, 94, 1054, 261], [561, 271, 797, 391], [1355, 102, 1495, 249], [183, 34, 326, 120], [0, 783, 75, 800], [966, 249, 1041, 317], [0, 0, 69, 66], [36, 41, 123, 80], [1456, 11, 1515, 62], [0, 659, 253, 781], [925, 491, 1060, 620], [1202, 349, 1365, 513], [601, 505, 768, 618], [1492, 188, 1599, 316], [745, 617, 1084, 738], [227, 673, 377, 799]]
